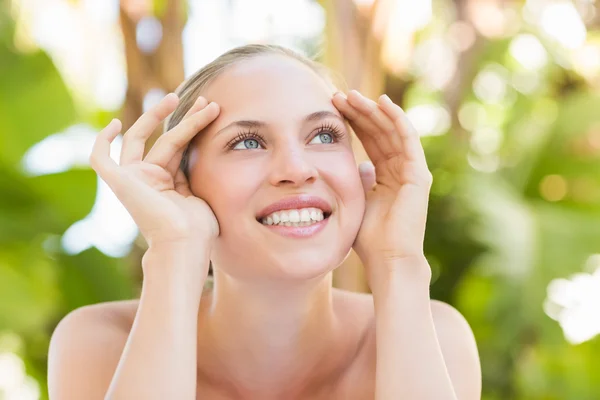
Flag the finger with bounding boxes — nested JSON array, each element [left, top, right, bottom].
[[165, 96, 209, 176], [174, 168, 192, 196], [358, 161, 376, 194], [144, 102, 220, 169], [332, 92, 384, 162], [378, 95, 427, 165], [165, 147, 187, 178], [90, 119, 122, 181], [119, 93, 179, 166], [346, 90, 404, 155], [182, 95, 209, 119]]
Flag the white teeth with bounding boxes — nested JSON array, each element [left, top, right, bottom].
[[300, 209, 311, 222], [289, 210, 300, 223], [260, 207, 326, 226]]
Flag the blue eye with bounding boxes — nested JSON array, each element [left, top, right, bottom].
[[310, 132, 334, 144], [233, 138, 262, 150]]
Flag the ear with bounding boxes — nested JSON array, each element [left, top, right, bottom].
[[358, 161, 376, 194]]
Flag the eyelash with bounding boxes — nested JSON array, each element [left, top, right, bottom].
[[225, 123, 346, 150]]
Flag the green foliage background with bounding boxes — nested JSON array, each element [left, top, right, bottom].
[[1, 1, 599, 399]]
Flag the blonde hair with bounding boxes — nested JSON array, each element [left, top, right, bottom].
[[165, 43, 347, 178]]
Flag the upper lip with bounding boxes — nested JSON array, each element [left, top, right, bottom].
[[256, 194, 333, 220]]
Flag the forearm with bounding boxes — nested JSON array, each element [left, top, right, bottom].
[[106, 244, 208, 400], [371, 260, 457, 400]]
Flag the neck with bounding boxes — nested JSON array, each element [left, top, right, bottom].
[[195, 269, 351, 398]]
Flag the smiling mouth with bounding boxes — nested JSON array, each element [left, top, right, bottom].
[[257, 207, 332, 227]]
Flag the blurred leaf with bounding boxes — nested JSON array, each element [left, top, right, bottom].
[[55, 247, 136, 311], [0, 241, 60, 334], [0, 45, 77, 164], [28, 168, 97, 227], [0, 166, 97, 242]]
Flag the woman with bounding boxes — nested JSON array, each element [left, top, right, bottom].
[[48, 44, 481, 399]]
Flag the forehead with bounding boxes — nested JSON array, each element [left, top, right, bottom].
[[201, 55, 338, 124]]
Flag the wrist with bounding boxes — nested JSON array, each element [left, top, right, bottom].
[[142, 242, 210, 298], [367, 256, 432, 298]]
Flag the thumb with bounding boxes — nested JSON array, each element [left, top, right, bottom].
[[358, 161, 376, 194]]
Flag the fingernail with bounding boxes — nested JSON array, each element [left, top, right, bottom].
[[358, 161, 374, 173], [381, 94, 392, 103]]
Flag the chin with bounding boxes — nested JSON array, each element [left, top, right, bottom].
[[211, 238, 355, 283], [270, 246, 353, 281]]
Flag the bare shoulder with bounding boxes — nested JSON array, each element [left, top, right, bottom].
[[429, 299, 478, 340], [48, 300, 139, 400], [429, 300, 481, 366], [50, 299, 139, 340], [429, 300, 482, 399], [341, 294, 481, 399]]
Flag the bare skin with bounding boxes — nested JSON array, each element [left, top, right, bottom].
[[104, 289, 375, 399], [48, 54, 481, 400], [58, 287, 468, 399]]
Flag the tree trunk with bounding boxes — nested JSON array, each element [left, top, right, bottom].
[[119, 0, 186, 283], [320, 0, 386, 293]]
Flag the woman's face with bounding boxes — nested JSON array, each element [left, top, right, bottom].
[[188, 54, 365, 281]]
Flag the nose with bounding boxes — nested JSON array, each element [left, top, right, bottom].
[[268, 146, 318, 187]]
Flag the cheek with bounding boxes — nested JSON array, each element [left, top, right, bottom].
[[192, 159, 265, 230], [316, 151, 364, 203], [315, 151, 366, 229]]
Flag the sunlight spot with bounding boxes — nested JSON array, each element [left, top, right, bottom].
[[0, 352, 39, 400], [509, 34, 548, 70], [393, 0, 432, 32], [0, 353, 24, 391], [511, 70, 541, 94], [458, 102, 487, 131], [405, 104, 450, 137], [572, 43, 600, 80], [540, 2, 586, 49], [61, 177, 138, 258], [182, 0, 324, 77], [539, 174, 568, 202], [143, 88, 167, 113], [14, 0, 125, 110], [467, 151, 500, 173], [21, 125, 98, 176], [136, 16, 163, 53], [473, 64, 510, 104], [544, 259, 600, 344], [470, 127, 503, 155], [412, 37, 457, 90]]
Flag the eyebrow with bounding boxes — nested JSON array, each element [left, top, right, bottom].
[[214, 110, 344, 136]]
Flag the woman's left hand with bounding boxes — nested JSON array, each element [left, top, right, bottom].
[[332, 90, 433, 288]]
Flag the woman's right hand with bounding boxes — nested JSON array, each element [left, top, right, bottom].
[[89, 93, 220, 255]]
